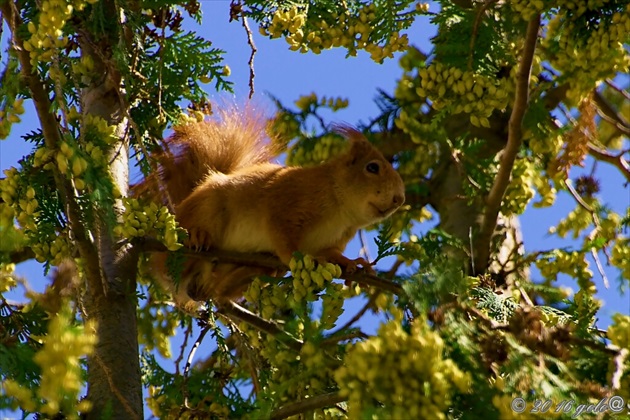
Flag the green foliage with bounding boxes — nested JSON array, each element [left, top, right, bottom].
[[470, 285, 519, 323], [431, 0, 521, 75]]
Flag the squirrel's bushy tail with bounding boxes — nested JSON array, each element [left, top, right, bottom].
[[140, 108, 277, 207]]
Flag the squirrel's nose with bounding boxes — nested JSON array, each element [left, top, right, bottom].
[[392, 193, 404, 207]]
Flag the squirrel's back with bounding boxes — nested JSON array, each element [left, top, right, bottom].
[[146, 108, 277, 206]]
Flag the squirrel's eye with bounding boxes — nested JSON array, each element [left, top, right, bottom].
[[366, 162, 380, 174]]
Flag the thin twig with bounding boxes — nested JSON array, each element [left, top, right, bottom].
[[563, 180, 611, 288], [321, 329, 369, 346], [590, 247, 610, 289], [593, 88, 630, 134], [605, 79, 630, 100], [241, 14, 257, 99], [330, 294, 377, 336], [175, 322, 193, 375], [564, 179, 598, 220], [345, 271, 404, 295], [514, 280, 534, 306], [475, 17, 540, 272], [270, 392, 346, 420], [384, 258, 404, 279], [182, 323, 211, 408], [358, 229, 372, 262]]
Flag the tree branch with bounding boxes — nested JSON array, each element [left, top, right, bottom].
[[474, 17, 540, 272], [141, 238, 406, 296], [593, 88, 630, 135], [587, 144, 630, 182], [216, 301, 304, 352], [270, 392, 346, 420]]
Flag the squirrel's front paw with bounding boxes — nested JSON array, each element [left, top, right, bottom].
[[186, 228, 212, 251], [321, 253, 373, 275], [346, 257, 375, 274]]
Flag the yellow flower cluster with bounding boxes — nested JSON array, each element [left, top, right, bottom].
[[267, 111, 301, 145], [259, 332, 305, 396], [146, 386, 166, 418], [71, 55, 95, 78], [243, 277, 290, 319], [526, 131, 565, 208], [288, 134, 347, 167], [527, 132, 564, 158], [113, 198, 183, 251], [0, 168, 21, 210], [0, 201, 15, 229], [289, 255, 342, 302], [0, 169, 40, 233], [299, 340, 334, 391], [37, 112, 118, 190], [532, 175, 557, 208], [294, 93, 349, 112], [23, 0, 98, 67], [3, 308, 96, 417], [0, 98, 25, 139], [397, 143, 438, 177], [335, 315, 471, 419], [492, 394, 531, 419], [0, 167, 72, 265], [608, 313, 630, 349], [54, 141, 90, 190], [387, 207, 432, 243], [502, 158, 535, 216], [245, 328, 339, 406], [611, 240, 630, 281], [594, 212, 621, 241], [549, 204, 594, 239], [544, 3, 630, 103], [147, 386, 232, 419], [260, 4, 409, 62], [509, 0, 547, 21], [535, 250, 594, 283], [244, 255, 343, 322], [0, 263, 18, 293], [137, 304, 178, 358], [320, 283, 345, 329], [397, 61, 513, 128], [31, 233, 71, 265]]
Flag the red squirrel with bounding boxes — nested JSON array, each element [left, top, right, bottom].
[[145, 109, 405, 311]]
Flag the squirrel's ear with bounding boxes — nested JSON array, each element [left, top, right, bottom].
[[332, 124, 371, 165]]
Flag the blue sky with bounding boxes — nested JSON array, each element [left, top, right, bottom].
[[1, 2, 628, 415]]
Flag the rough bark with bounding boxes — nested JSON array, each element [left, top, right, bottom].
[[80, 47, 143, 420]]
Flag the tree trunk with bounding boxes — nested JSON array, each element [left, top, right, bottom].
[[81, 49, 143, 419]]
